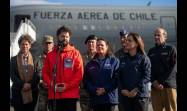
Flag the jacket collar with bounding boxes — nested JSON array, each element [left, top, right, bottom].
[[54, 44, 75, 52], [155, 42, 166, 48]]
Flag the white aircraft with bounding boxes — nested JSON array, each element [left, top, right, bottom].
[[10, 5, 177, 54]]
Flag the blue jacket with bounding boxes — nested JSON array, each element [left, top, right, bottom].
[[83, 56, 119, 105], [118, 52, 151, 97]]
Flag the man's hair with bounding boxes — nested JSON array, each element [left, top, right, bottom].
[[84, 34, 98, 44], [56, 25, 72, 36], [154, 26, 168, 38], [18, 34, 33, 45]]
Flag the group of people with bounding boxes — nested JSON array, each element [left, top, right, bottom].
[[10, 25, 177, 111]]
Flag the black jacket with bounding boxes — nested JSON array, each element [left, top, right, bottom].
[[10, 55, 40, 91], [10, 54, 40, 106], [148, 43, 177, 88]]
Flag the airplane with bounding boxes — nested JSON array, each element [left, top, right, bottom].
[[10, 5, 177, 55]]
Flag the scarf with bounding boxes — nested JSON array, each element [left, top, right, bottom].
[[16, 51, 34, 104], [17, 51, 34, 82]]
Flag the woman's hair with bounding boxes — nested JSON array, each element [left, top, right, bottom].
[[127, 32, 146, 55], [18, 34, 33, 45], [94, 37, 114, 58]]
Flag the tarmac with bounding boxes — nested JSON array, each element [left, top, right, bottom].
[[10, 100, 153, 111]]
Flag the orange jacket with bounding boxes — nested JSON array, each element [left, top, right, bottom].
[[42, 44, 83, 99]]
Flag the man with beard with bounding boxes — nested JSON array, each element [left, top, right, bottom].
[[42, 26, 84, 111]]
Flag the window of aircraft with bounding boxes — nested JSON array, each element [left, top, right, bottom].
[[90, 25, 96, 30], [160, 16, 177, 41], [83, 25, 88, 30]]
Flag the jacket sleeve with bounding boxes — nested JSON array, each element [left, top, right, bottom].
[[10, 56, 24, 90], [135, 55, 151, 90], [83, 63, 97, 95], [118, 69, 124, 90], [42, 54, 51, 87], [147, 49, 156, 83], [105, 58, 119, 92], [65, 51, 84, 90], [159, 46, 177, 82]]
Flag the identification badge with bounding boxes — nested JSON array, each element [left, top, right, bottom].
[[64, 58, 73, 68]]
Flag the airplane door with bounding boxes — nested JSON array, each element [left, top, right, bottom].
[[160, 16, 177, 44], [14, 15, 31, 32]]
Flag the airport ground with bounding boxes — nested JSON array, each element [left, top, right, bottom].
[[10, 100, 153, 111]]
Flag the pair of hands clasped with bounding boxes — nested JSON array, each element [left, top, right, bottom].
[[121, 88, 138, 98], [22, 83, 31, 91], [96, 88, 106, 96]]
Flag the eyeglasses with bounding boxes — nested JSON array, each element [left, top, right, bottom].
[[45, 42, 52, 44]]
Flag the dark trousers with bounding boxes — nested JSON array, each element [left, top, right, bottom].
[[80, 99, 92, 111], [92, 104, 115, 111], [12, 89, 38, 111], [121, 97, 149, 111], [37, 87, 48, 111], [48, 98, 77, 111], [118, 93, 124, 111], [13, 102, 36, 111]]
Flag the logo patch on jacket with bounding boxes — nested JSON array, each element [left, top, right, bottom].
[[120, 62, 126, 67], [161, 52, 168, 56], [64, 58, 73, 68], [104, 63, 111, 69]]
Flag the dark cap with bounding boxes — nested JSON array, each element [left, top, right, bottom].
[[119, 29, 128, 37], [43, 35, 54, 43], [84, 35, 97, 44]]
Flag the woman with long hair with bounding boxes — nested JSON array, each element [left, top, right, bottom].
[[118, 32, 151, 111]]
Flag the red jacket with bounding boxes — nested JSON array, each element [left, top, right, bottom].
[[42, 44, 83, 99]]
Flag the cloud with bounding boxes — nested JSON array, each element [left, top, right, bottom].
[[10, 0, 61, 6]]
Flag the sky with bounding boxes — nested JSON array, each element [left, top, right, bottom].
[[10, 0, 177, 6]]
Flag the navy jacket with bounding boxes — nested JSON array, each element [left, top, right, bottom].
[[83, 56, 119, 105], [148, 43, 177, 88], [118, 52, 151, 97]]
